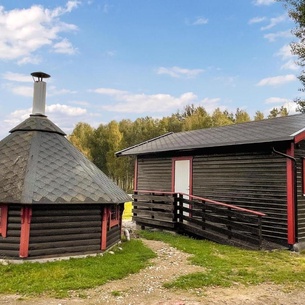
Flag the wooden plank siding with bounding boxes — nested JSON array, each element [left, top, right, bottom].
[[137, 157, 172, 191], [193, 152, 287, 245], [295, 141, 305, 243], [137, 150, 288, 245], [29, 205, 102, 258], [0, 205, 21, 258]]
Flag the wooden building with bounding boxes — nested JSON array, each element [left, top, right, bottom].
[[116, 114, 305, 248], [0, 73, 130, 259]]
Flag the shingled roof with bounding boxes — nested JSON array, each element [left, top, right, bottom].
[[116, 114, 305, 156], [0, 114, 130, 204]]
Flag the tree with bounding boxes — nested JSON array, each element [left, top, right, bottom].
[[268, 106, 289, 118], [182, 106, 212, 131], [211, 108, 234, 127], [254, 111, 264, 121], [234, 108, 251, 124], [279, 0, 305, 111], [68, 122, 94, 159]]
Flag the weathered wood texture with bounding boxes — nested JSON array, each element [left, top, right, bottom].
[[295, 141, 305, 243], [137, 150, 288, 245], [178, 198, 263, 249], [137, 157, 172, 191], [133, 192, 264, 249], [29, 205, 102, 258], [107, 226, 120, 248], [0, 205, 21, 258], [133, 192, 175, 230], [193, 152, 287, 245]]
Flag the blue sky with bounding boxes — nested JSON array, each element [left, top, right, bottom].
[[0, 0, 301, 139]]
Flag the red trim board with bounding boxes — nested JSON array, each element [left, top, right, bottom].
[[286, 144, 296, 245], [19, 206, 32, 258]]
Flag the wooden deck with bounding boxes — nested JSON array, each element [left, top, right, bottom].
[[133, 190, 272, 250]]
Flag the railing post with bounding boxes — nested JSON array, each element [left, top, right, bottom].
[[202, 200, 206, 230], [173, 193, 178, 226], [227, 207, 232, 239], [133, 190, 138, 221], [258, 216, 263, 249], [178, 193, 184, 224]]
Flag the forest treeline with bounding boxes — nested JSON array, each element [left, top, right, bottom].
[[68, 105, 289, 191]]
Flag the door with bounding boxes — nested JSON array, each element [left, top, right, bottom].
[[173, 158, 193, 217], [173, 159, 192, 197]]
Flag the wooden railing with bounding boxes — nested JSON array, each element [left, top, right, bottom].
[[133, 190, 266, 250]]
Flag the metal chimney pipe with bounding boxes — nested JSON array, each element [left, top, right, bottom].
[[31, 72, 50, 115]]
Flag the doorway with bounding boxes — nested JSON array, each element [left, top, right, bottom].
[[173, 158, 192, 197]]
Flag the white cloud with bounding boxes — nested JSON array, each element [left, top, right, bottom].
[[46, 104, 86, 116], [256, 74, 297, 86], [4, 108, 32, 127], [11, 85, 33, 97], [276, 44, 293, 59], [192, 17, 208, 25], [261, 14, 287, 31], [253, 0, 275, 6], [2, 72, 32, 82], [3, 103, 87, 134], [264, 30, 292, 42], [0, 1, 80, 62], [275, 45, 298, 71], [200, 97, 222, 113], [53, 38, 77, 54], [265, 97, 291, 104], [48, 86, 77, 96], [281, 60, 298, 71], [248, 16, 266, 25], [17, 56, 42, 65], [93, 87, 198, 113], [105, 50, 116, 57], [157, 66, 204, 78], [93, 88, 128, 95], [266, 101, 297, 115]]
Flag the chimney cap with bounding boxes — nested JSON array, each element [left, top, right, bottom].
[[31, 72, 50, 81]]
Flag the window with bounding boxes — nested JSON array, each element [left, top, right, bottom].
[[0, 205, 8, 238], [110, 205, 120, 228]]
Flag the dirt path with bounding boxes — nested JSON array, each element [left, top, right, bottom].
[[0, 239, 304, 305]]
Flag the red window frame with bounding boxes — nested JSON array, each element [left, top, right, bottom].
[[110, 205, 120, 228], [0, 205, 8, 238]]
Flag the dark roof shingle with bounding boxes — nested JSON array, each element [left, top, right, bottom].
[[116, 114, 305, 156], [0, 115, 130, 204]]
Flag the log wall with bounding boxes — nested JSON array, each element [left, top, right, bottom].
[[137, 149, 288, 245], [137, 157, 172, 191], [0, 205, 21, 258], [193, 152, 287, 245], [29, 205, 102, 258]]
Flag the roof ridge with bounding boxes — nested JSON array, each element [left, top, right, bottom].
[[178, 113, 305, 135]]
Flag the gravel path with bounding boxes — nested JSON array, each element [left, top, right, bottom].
[[0, 238, 304, 305]]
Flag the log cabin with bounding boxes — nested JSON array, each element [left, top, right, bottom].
[[116, 114, 305, 249], [0, 72, 130, 259]]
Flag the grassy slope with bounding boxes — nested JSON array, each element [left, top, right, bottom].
[[139, 231, 305, 289], [0, 240, 156, 297]]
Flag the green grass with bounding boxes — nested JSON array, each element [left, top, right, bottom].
[[0, 240, 156, 298], [122, 201, 132, 220], [139, 230, 305, 290]]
